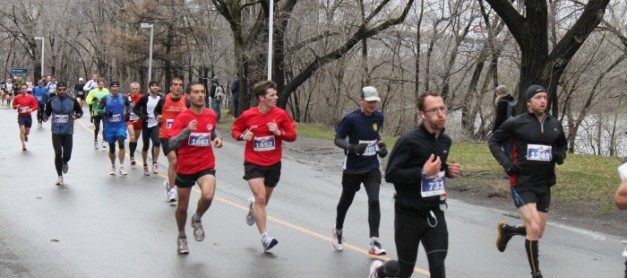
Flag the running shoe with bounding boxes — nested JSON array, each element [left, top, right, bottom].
[[261, 235, 278, 252], [332, 226, 344, 251], [191, 218, 205, 241], [55, 176, 64, 186], [22, 147, 26, 151], [130, 157, 136, 166], [368, 240, 386, 256], [152, 163, 159, 174], [119, 167, 128, 176], [109, 166, 116, 176], [246, 196, 255, 226], [531, 272, 543, 278], [177, 237, 189, 255], [94, 140, 98, 150], [164, 181, 177, 202], [496, 220, 513, 252], [62, 163, 69, 174], [101, 141, 107, 149], [143, 165, 150, 176], [37, 122, 42, 128], [368, 260, 383, 278]]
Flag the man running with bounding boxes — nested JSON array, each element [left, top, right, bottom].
[[331, 86, 388, 255], [86, 79, 109, 150], [133, 81, 162, 176], [5, 78, 14, 105], [98, 81, 131, 176], [83, 74, 99, 122], [369, 91, 461, 278], [155, 78, 189, 202], [74, 77, 86, 107], [231, 80, 297, 252], [32, 80, 49, 127], [12, 84, 39, 151], [168, 82, 222, 255], [488, 85, 567, 278], [43, 81, 83, 186], [126, 82, 143, 166]]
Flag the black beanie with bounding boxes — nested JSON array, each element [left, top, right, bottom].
[[149, 80, 159, 87], [57, 81, 67, 88], [110, 80, 120, 87], [525, 85, 546, 101]]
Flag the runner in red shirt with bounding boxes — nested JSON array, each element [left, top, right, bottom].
[[12, 84, 39, 151], [154, 78, 190, 202], [126, 82, 143, 166], [168, 82, 222, 255], [231, 80, 297, 252]]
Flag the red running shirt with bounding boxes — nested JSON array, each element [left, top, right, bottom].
[[126, 93, 143, 128], [159, 94, 188, 138], [12, 94, 39, 116], [169, 109, 218, 174], [231, 107, 297, 166]]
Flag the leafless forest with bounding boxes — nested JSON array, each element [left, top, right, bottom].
[[1, 0, 625, 156]]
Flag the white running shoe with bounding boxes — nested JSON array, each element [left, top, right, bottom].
[[94, 141, 98, 150], [168, 188, 177, 202], [119, 167, 128, 176], [246, 196, 255, 226], [109, 166, 116, 176], [191, 218, 205, 241], [55, 176, 64, 186], [368, 260, 383, 278], [143, 165, 150, 176], [332, 226, 344, 251], [368, 240, 387, 256], [261, 235, 278, 252], [152, 163, 159, 174], [177, 237, 189, 255], [101, 141, 107, 149]]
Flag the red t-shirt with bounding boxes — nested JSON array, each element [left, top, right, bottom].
[[126, 93, 143, 127], [12, 94, 39, 116], [231, 107, 297, 166], [169, 109, 218, 174], [159, 94, 188, 138]]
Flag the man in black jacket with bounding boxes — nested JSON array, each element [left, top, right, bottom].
[[488, 84, 568, 278], [368, 91, 461, 278]]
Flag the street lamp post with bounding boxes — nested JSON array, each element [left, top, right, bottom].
[[34, 36, 45, 79], [140, 23, 154, 87]]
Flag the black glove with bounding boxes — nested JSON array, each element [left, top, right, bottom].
[[553, 152, 565, 165], [106, 111, 113, 118], [140, 114, 148, 121], [505, 165, 521, 176], [377, 142, 388, 158], [125, 112, 130, 122], [348, 143, 368, 155]]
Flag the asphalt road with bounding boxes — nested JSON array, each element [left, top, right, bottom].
[[0, 104, 624, 278]]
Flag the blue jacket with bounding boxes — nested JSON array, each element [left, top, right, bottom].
[[32, 85, 49, 105], [44, 95, 83, 135]]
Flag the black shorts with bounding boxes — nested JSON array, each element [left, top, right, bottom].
[[341, 169, 381, 192], [160, 138, 173, 156], [76, 92, 85, 99], [17, 115, 32, 128], [176, 168, 216, 188], [511, 186, 551, 213], [243, 161, 281, 188]]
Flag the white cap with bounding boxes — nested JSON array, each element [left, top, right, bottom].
[[361, 86, 381, 102], [79, 77, 84, 81]]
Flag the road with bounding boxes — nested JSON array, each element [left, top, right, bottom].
[[0, 104, 624, 278]]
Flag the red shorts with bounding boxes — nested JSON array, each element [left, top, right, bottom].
[[126, 119, 143, 130]]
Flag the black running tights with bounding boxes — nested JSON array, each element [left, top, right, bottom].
[[335, 169, 381, 237], [52, 134, 73, 176]]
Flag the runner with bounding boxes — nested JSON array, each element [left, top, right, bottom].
[[369, 91, 462, 278], [32, 80, 49, 128], [42, 81, 83, 186], [154, 78, 188, 202], [231, 80, 297, 252], [85, 79, 110, 150], [331, 86, 387, 255], [83, 74, 99, 122], [488, 85, 567, 278], [168, 82, 222, 255], [133, 81, 162, 176], [74, 77, 86, 107], [97, 81, 131, 176], [126, 82, 143, 166], [5, 78, 13, 105], [12, 84, 39, 151]]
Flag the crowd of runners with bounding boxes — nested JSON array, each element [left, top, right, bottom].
[[2, 75, 625, 277]]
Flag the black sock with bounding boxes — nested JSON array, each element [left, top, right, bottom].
[[129, 142, 137, 157], [509, 225, 527, 236], [525, 239, 540, 274]]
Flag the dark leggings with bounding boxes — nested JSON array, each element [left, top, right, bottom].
[[393, 205, 448, 278], [141, 126, 161, 151], [93, 116, 105, 141], [37, 106, 45, 123], [52, 134, 73, 176], [335, 169, 381, 237]]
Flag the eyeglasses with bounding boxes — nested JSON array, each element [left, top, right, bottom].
[[423, 106, 447, 114]]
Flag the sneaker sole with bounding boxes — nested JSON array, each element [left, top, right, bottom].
[[331, 227, 343, 251], [368, 250, 387, 256], [264, 239, 278, 251], [496, 221, 506, 252]]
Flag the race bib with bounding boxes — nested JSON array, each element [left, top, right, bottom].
[[166, 119, 174, 129], [129, 113, 139, 121], [421, 171, 446, 197], [253, 135, 276, 151], [527, 144, 552, 162], [188, 132, 211, 147], [53, 115, 69, 124], [36, 96, 43, 101], [110, 114, 122, 122], [359, 140, 377, 156], [18, 107, 29, 113]]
